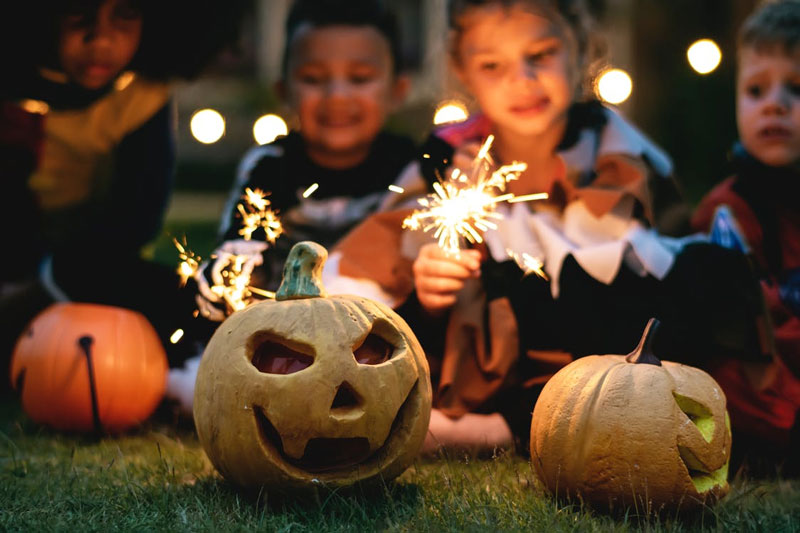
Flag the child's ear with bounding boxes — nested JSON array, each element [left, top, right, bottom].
[[391, 74, 411, 108]]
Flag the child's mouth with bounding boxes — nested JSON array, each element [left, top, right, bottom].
[[83, 63, 114, 80], [509, 97, 550, 116], [321, 116, 360, 128], [758, 125, 793, 142]]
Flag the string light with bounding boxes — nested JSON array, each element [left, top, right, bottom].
[[595, 68, 633, 105], [433, 100, 469, 125], [253, 114, 289, 145], [687, 39, 722, 74], [190, 109, 225, 144]]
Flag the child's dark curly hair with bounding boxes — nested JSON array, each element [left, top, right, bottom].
[[281, 0, 403, 77], [1, 0, 251, 87]]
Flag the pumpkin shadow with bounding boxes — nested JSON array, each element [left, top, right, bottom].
[[545, 488, 726, 528], [235, 478, 424, 522]]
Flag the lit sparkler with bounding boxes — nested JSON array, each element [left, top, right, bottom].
[[402, 135, 548, 256], [237, 187, 283, 243], [174, 187, 284, 317]]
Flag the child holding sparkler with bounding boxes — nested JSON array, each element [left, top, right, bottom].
[[331, 0, 770, 454], [0, 0, 247, 393], [193, 0, 415, 321], [692, 0, 800, 476]]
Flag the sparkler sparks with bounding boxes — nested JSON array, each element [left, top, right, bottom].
[[173, 236, 201, 286], [237, 188, 283, 243], [402, 135, 548, 256], [174, 187, 285, 318], [507, 249, 548, 280]]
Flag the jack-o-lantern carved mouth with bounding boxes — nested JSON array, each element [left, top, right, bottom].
[[254, 380, 418, 474], [673, 392, 729, 492]]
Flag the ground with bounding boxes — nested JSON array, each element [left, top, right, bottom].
[[1, 399, 798, 532]]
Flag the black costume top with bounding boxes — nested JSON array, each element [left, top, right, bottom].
[[218, 130, 417, 291]]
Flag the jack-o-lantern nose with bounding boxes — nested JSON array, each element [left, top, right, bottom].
[[331, 381, 361, 411]]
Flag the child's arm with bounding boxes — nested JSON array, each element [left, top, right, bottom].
[[413, 244, 482, 315]]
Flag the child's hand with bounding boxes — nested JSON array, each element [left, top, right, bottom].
[[194, 239, 268, 322], [413, 243, 481, 314]]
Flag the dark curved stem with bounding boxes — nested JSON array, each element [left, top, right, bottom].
[[79, 335, 103, 434], [625, 318, 662, 366]]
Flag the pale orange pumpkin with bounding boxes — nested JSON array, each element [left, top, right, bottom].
[[194, 242, 432, 490], [10, 303, 168, 432], [530, 319, 731, 512]]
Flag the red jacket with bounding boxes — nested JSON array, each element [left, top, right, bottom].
[[692, 159, 800, 444]]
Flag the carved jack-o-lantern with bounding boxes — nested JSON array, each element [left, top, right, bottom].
[[194, 242, 432, 490], [530, 319, 731, 511], [10, 303, 167, 432]]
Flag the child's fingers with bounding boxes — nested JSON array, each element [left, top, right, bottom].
[[418, 292, 458, 311], [417, 244, 482, 274], [414, 257, 476, 282], [416, 275, 466, 295]]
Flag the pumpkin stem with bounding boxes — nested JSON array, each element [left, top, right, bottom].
[[276, 241, 329, 301], [625, 318, 662, 366]]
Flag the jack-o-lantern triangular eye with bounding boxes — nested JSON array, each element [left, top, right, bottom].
[[252, 340, 314, 375], [354, 334, 393, 365], [673, 392, 715, 443]]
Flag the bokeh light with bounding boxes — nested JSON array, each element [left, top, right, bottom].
[[687, 39, 722, 75], [433, 100, 469, 125], [595, 68, 633, 105], [190, 109, 225, 144], [253, 114, 289, 145]]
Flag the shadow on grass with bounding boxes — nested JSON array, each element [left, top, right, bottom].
[[165, 474, 425, 530]]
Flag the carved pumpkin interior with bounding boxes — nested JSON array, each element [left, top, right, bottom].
[[674, 392, 730, 492], [254, 382, 419, 473], [248, 328, 414, 473], [251, 339, 314, 375]]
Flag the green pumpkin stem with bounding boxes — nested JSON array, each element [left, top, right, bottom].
[[625, 318, 662, 366], [276, 241, 329, 301]]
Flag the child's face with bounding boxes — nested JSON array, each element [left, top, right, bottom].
[[284, 24, 407, 165], [737, 47, 800, 167], [59, 0, 142, 90], [453, 4, 577, 140]]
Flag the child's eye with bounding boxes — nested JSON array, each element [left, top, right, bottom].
[[479, 61, 500, 72], [526, 47, 558, 65], [349, 69, 378, 84], [746, 85, 763, 98], [297, 72, 325, 85], [63, 13, 92, 30], [787, 83, 800, 97]]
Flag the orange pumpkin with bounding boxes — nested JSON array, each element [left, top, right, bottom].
[[10, 303, 168, 432], [530, 319, 731, 512]]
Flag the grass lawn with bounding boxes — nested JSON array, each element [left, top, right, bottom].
[[1, 399, 799, 533]]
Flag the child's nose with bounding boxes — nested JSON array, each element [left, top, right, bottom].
[[513, 61, 539, 84], [763, 86, 791, 115], [325, 79, 353, 99], [82, 15, 115, 48]]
